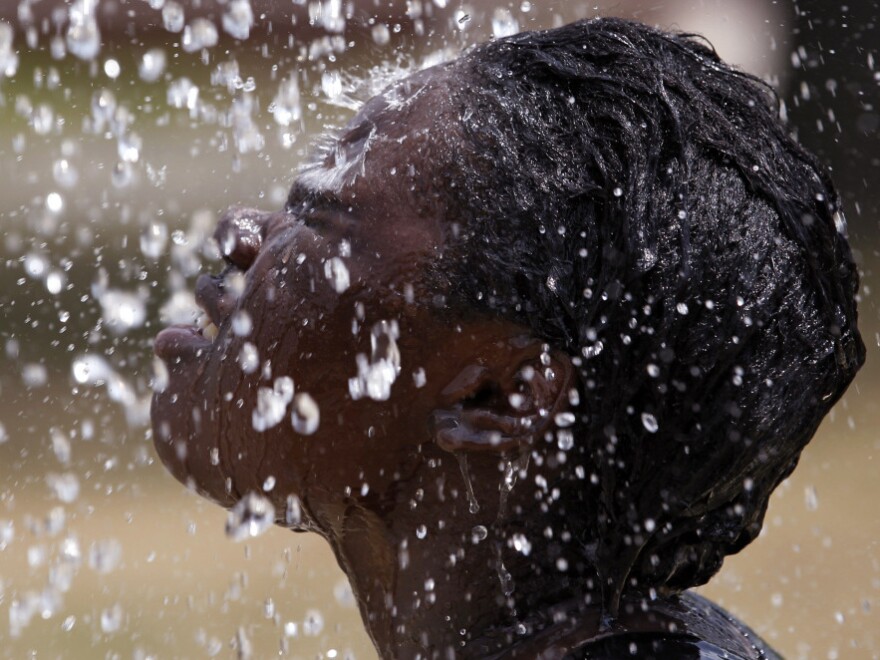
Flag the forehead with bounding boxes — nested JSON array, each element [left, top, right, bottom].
[[295, 65, 458, 198]]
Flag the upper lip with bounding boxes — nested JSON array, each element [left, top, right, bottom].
[[195, 266, 239, 329]]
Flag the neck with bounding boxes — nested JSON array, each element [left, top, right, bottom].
[[317, 449, 606, 658]]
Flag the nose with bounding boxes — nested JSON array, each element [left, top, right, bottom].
[[214, 206, 273, 271]]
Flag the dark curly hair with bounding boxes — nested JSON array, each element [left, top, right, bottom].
[[433, 17, 864, 614]]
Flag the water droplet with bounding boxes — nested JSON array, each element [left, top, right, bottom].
[[285, 494, 303, 527], [491, 8, 519, 38], [416, 524, 427, 539], [139, 48, 167, 82], [348, 320, 401, 401], [833, 210, 848, 235], [291, 392, 320, 435], [140, 222, 168, 259], [372, 23, 390, 45], [222, 0, 254, 40], [271, 74, 301, 126], [456, 454, 480, 514], [100, 604, 124, 633], [511, 533, 532, 556], [471, 525, 488, 543], [238, 342, 259, 373], [556, 430, 574, 451], [581, 340, 604, 360], [111, 161, 134, 188], [302, 609, 324, 636], [31, 103, 54, 135], [334, 580, 356, 607], [322, 70, 343, 100], [162, 1, 185, 32], [805, 485, 819, 511], [613, 187, 623, 197], [51, 428, 71, 464], [0, 22, 19, 78], [167, 77, 199, 115], [323, 256, 350, 293], [52, 158, 79, 188], [252, 376, 295, 432], [103, 58, 121, 79], [89, 539, 122, 574], [262, 476, 276, 492], [554, 412, 575, 428], [231, 310, 252, 336], [641, 412, 659, 434], [117, 132, 142, 163], [676, 302, 689, 315], [225, 492, 275, 541], [99, 290, 147, 333], [22, 363, 48, 388], [66, 1, 101, 60], [231, 94, 264, 153], [47, 472, 80, 503], [182, 19, 219, 53], [46, 192, 63, 213]]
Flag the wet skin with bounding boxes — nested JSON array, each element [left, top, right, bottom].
[[153, 67, 462, 511], [152, 66, 778, 659]]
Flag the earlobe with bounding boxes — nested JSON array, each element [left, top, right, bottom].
[[429, 346, 575, 455]]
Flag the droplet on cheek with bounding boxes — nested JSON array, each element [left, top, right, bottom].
[[291, 393, 320, 435]]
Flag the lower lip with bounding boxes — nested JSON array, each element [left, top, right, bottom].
[[154, 324, 213, 361]]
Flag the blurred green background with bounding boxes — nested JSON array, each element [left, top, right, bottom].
[[0, 1, 878, 657]]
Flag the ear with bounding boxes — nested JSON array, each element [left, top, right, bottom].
[[429, 344, 575, 455]]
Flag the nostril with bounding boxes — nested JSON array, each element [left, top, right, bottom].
[[214, 207, 269, 271]]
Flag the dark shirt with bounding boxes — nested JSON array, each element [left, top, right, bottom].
[[569, 592, 782, 660]]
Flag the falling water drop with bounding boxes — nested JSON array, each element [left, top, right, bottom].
[[225, 492, 275, 541], [139, 49, 167, 82], [66, 0, 101, 61], [222, 0, 254, 40], [162, 2, 185, 32], [291, 392, 320, 435], [456, 453, 480, 514], [182, 19, 219, 53], [491, 8, 519, 38], [323, 257, 350, 293]]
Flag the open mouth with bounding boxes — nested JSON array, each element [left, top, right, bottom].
[[154, 265, 245, 361], [153, 207, 274, 362]]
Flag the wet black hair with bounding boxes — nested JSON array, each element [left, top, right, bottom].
[[438, 17, 865, 613]]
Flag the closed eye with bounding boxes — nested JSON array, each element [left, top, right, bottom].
[[300, 208, 356, 235]]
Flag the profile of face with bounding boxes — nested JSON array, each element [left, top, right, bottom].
[[152, 63, 569, 535]]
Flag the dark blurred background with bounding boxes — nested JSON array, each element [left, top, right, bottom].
[[0, 1, 877, 657]]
